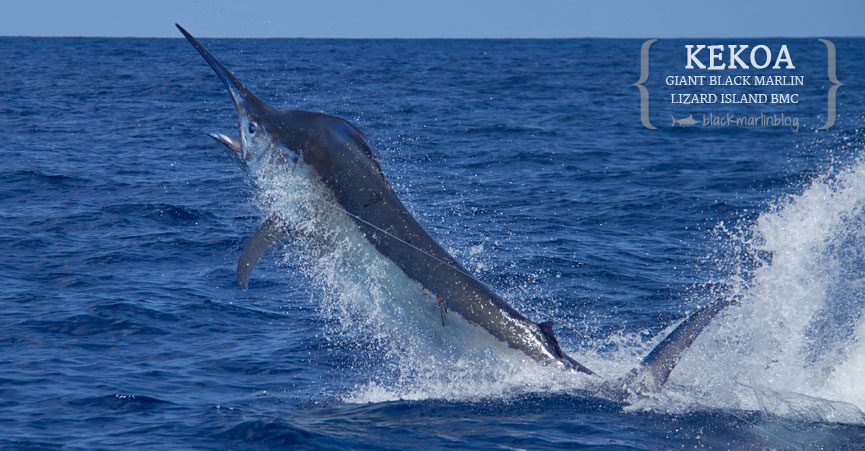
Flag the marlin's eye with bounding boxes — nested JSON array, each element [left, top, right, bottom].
[[248, 122, 258, 134]]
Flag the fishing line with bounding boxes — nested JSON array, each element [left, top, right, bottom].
[[313, 193, 490, 285]]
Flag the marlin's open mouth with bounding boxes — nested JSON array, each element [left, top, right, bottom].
[[209, 133, 248, 164], [209, 133, 241, 154]]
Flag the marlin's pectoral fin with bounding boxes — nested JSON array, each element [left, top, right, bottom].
[[237, 214, 292, 290]]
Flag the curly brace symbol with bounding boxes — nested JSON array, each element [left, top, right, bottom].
[[818, 39, 843, 130], [635, 39, 658, 130]]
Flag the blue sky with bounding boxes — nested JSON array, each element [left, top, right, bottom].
[[2, 0, 862, 38]]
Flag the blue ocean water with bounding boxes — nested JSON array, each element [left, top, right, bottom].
[[2, 36, 865, 449]]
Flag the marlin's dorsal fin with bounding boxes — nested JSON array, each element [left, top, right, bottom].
[[237, 214, 291, 290]]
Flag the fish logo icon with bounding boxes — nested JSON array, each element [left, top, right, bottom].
[[672, 114, 698, 126]]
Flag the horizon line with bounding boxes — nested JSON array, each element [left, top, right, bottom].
[[2, 35, 863, 40]]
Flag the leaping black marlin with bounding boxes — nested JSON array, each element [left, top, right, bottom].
[[176, 24, 593, 374], [177, 24, 736, 387]]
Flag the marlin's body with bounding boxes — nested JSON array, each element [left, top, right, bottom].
[[256, 109, 586, 369], [178, 24, 736, 385]]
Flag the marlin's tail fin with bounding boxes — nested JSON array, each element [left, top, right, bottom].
[[635, 294, 740, 388]]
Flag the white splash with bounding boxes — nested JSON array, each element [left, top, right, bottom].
[[638, 155, 865, 424]]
